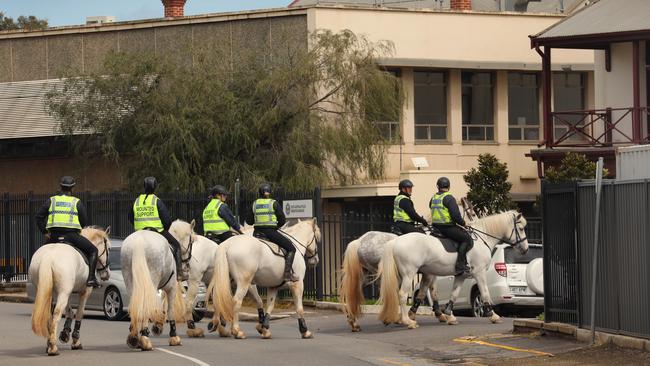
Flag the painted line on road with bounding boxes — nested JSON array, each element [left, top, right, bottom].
[[378, 358, 412, 366], [157, 347, 212, 366], [453, 337, 553, 357]]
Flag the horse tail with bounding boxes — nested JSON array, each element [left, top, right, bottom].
[[172, 281, 187, 322], [377, 240, 401, 324], [128, 241, 163, 332], [339, 239, 365, 320], [207, 242, 234, 323], [31, 256, 54, 337]]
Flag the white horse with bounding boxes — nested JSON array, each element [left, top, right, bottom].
[[378, 211, 529, 328], [340, 231, 449, 332], [208, 219, 320, 339], [120, 219, 195, 351], [183, 233, 264, 338], [29, 226, 111, 356]]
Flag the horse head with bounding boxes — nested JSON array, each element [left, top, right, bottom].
[[81, 225, 112, 281], [169, 219, 197, 278]]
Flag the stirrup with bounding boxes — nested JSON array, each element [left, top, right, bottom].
[[86, 279, 101, 288]]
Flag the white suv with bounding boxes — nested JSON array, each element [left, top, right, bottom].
[[414, 244, 543, 317]]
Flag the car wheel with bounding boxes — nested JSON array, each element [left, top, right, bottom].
[[471, 288, 485, 318], [104, 287, 126, 321], [192, 310, 206, 323]]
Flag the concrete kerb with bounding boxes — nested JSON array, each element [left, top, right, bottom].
[[304, 301, 436, 316], [514, 319, 650, 352]]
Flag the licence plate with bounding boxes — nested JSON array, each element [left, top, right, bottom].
[[510, 286, 528, 295]]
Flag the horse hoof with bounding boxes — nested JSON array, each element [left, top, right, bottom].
[[490, 314, 501, 324], [447, 316, 459, 325], [255, 324, 264, 334], [47, 349, 59, 356], [234, 331, 246, 339], [59, 330, 70, 344], [169, 336, 182, 346], [138, 336, 153, 351], [437, 314, 448, 323], [261, 329, 272, 339], [187, 328, 204, 338], [408, 310, 416, 321], [301, 331, 313, 339], [71, 342, 83, 350], [407, 322, 418, 329], [351, 326, 361, 332], [152, 324, 163, 336], [127, 335, 139, 349]]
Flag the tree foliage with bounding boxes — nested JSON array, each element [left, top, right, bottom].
[[464, 153, 515, 215], [45, 30, 402, 192], [545, 152, 608, 183], [0, 12, 48, 31]]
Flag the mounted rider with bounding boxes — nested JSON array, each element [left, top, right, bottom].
[[392, 179, 429, 234], [203, 185, 243, 244], [127, 177, 186, 281], [430, 177, 472, 276], [35, 176, 101, 288], [246, 183, 298, 282]]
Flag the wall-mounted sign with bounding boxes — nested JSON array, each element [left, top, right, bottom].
[[283, 199, 313, 218]]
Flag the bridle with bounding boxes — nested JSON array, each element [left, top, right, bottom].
[[278, 228, 319, 260], [465, 213, 527, 249], [95, 237, 111, 272], [180, 233, 195, 266]]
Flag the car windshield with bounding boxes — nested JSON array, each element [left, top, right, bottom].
[[108, 248, 121, 270], [504, 246, 542, 264]]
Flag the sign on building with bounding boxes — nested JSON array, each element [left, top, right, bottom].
[[283, 199, 313, 218]]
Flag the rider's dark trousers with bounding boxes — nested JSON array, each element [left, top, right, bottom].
[[433, 225, 472, 247], [254, 227, 295, 255], [161, 230, 181, 256], [206, 231, 235, 244], [393, 221, 425, 235], [47, 230, 97, 260]]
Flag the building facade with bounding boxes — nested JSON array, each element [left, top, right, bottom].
[[0, 3, 594, 218]]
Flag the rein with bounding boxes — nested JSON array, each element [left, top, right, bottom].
[[278, 228, 318, 260], [95, 237, 110, 272], [466, 213, 527, 250]]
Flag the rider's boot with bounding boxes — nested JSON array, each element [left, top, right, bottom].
[[86, 251, 101, 288], [174, 245, 187, 281], [455, 242, 471, 276], [283, 251, 299, 282]]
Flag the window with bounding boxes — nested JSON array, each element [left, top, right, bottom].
[[414, 71, 447, 141], [462, 71, 494, 141], [553, 72, 585, 140], [371, 69, 401, 143], [508, 72, 540, 141]]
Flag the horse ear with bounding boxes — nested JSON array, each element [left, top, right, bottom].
[[105, 226, 111, 235], [313, 217, 318, 227], [190, 219, 196, 230]]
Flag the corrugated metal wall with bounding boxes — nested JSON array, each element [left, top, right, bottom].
[[544, 180, 650, 338], [616, 145, 650, 181]]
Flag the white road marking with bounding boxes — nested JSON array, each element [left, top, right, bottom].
[[157, 347, 212, 366]]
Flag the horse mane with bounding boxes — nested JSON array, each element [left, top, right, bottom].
[[81, 226, 111, 247], [473, 210, 524, 233]]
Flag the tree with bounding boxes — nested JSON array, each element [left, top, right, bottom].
[[544, 152, 608, 183], [45, 30, 402, 192], [0, 12, 48, 31], [464, 153, 515, 215]]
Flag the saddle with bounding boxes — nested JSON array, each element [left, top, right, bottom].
[[388, 226, 471, 254], [48, 238, 90, 266], [253, 231, 287, 257]]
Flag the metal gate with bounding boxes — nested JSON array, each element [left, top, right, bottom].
[[541, 181, 580, 324]]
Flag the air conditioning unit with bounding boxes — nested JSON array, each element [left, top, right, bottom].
[[86, 16, 116, 25]]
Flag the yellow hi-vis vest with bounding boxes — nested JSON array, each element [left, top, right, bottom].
[[46, 195, 82, 230], [430, 192, 452, 224], [203, 200, 230, 234], [133, 194, 164, 232], [393, 194, 414, 223], [253, 198, 278, 227]]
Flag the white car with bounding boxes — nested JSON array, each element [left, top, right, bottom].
[[414, 244, 543, 317], [27, 239, 207, 322]]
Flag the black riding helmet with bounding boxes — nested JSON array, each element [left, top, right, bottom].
[[258, 183, 272, 197], [398, 179, 414, 190], [144, 177, 157, 194], [437, 177, 451, 190], [210, 185, 229, 197], [60, 176, 76, 190]]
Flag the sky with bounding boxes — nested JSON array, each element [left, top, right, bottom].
[[0, 0, 291, 27]]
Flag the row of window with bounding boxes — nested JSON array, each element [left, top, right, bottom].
[[382, 70, 586, 143]]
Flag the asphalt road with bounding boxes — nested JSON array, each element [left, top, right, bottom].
[[0, 302, 584, 366]]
